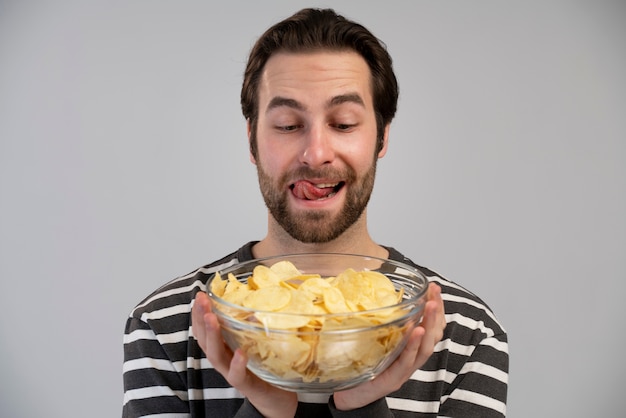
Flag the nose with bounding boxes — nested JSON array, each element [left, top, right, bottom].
[[300, 125, 335, 167]]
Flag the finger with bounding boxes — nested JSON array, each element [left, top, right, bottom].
[[192, 292, 236, 374], [427, 283, 446, 338], [191, 292, 211, 347], [334, 321, 430, 410], [401, 326, 426, 368], [227, 350, 300, 416], [412, 288, 445, 366], [201, 310, 234, 375], [419, 284, 445, 338], [380, 286, 441, 374], [428, 283, 446, 329], [385, 325, 425, 382], [353, 326, 426, 399], [226, 349, 251, 388]]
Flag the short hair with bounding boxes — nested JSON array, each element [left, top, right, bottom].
[[241, 8, 399, 156]]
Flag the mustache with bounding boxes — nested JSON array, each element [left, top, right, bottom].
[[283, 166, 356, 184]]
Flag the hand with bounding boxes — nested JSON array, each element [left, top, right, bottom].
[[191, 292, 298, 418], [333, 283, 446, 411]]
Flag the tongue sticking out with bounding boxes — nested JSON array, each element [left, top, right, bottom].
[[292, 181, 337, 200]]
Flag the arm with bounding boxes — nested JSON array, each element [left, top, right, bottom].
[[123, 316, 189, 417], [438, 332, 509, 417]]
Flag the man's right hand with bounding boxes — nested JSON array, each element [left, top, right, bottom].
[[192, 291, 298, 418]]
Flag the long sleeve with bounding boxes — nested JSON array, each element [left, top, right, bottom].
[[121, 244, 509, 417], [121, 246, 254, 417], [123, 316, 190, 417], [437, 330, 509, 416], [384, 247, 509, 417], [328, 396, 394, 418]]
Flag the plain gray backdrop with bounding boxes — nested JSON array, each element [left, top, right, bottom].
[[1, 1, 624, 416]]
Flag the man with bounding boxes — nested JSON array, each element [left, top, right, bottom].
[[123, 8, 508, 417]]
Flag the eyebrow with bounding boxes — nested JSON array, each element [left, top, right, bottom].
[[266, 93, 366, 114], [267, 96, 305, 112], [329, 93, 365, 108]]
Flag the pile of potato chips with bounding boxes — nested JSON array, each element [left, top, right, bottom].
[[210, 260, 412, 385]]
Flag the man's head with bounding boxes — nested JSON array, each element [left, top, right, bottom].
[[241, 8, 398, 158], [242, 9, 399, 244]]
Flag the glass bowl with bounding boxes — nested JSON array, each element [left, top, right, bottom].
[[207, 253, 428, 393]]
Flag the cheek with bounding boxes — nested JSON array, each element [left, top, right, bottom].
[[343, 143, 378, 172], [255, 147, 284, 177], [256, 137, 299, 173]]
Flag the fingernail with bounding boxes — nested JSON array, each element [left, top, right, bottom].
[[233, 349, 247, 366]]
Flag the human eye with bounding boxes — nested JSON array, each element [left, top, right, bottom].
[[329, 110, 359, 132], [329, 121, 358, 132], [334, 123, 356, 131], [275, 124, 302, 132], [270, 111, 304, 133]]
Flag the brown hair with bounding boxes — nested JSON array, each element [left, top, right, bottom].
[[241, 8, 399, 157]]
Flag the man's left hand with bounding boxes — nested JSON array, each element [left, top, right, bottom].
[[332, 282, 446, 411]]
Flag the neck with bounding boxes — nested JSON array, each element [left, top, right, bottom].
[[252, 210, 388, 259]]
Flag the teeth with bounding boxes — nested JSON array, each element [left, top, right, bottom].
[[315, 183, 338, 188], [316, 192, 336, 201]]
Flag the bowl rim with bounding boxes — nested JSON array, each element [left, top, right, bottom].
[[206, 252, 429, 328]]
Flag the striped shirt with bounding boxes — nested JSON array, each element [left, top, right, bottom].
[[123, 242, 508, 417]]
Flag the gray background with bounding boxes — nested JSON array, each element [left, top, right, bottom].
[[1, 1, 624, 417]]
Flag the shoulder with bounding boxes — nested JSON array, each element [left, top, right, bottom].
[[123, 246, 254, 415], [386, 247, 507, 338], [127, 244, 254, 329]]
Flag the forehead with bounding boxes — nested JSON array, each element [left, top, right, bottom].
[[259, 51, 373, 108]]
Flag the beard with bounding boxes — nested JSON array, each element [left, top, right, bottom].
[[256, 160, 378, 244]]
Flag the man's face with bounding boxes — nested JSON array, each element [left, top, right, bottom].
[[250, 51, 388, 243]]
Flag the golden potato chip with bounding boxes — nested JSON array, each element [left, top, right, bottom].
[[255, 311, 312, 330], [360, 270, 396, 293], [297, 277, 332, 300], [320, 315, 377, 331], [212, 259, 411, 385], [225, 273, 246, 292], [351, 337, 386, 365], [285, 274, 323, 285], [243, 285, 291, 311], [322, 286, 351, 313], [280, 289, 316, 314], [269, 260, 304, 279], [248, 265, 281, 289], [221, 274, 252, 306], [333, 269, 371, 305], [210, 272, 227, 297], [259, 334, 311, 363], [316, 337, 359, 370]]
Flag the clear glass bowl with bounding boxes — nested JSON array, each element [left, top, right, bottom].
[[207, 253, 429, 393]]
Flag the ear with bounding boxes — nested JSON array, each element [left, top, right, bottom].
[[377, 124, 390, 158], [247, 118, 257, 164]]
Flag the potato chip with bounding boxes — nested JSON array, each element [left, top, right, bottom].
[[243, 285, 291, 311], [269, 260, 304, 279], [297, 277, 332, 300], [211, 259, 411, 386], [248, 265, 281, 289], [221, 274, 253, 306], [360, 270, 396, 293], [322, 286, 351, 314], [255, 311, 311, 330], [280, 289, 316, 314], [210, 271, 227, 297], [333, 269, 372, 307]]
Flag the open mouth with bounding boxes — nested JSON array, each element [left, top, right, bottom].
[[290, 180, 345, 201]]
